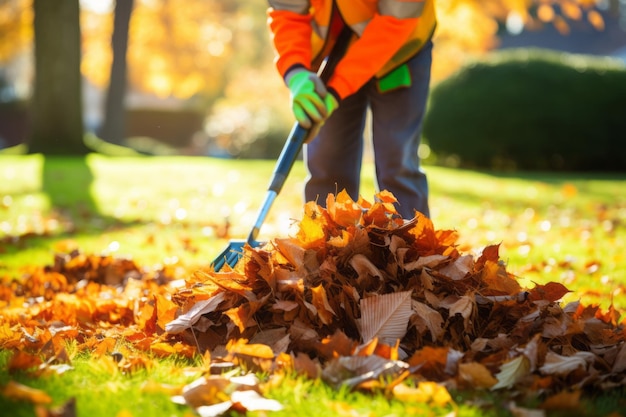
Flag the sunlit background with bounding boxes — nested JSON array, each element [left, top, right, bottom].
[[0, 0, 625, 156]]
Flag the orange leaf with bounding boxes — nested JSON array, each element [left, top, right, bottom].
[[408, 346, 449, 380], [227, 339, 275, 359], [225, 304, 258, 334], [528, 282, 571, 303], [310, 284, 336, 325], [8, 351, 43, 372], [476, 244, 500, 266], [540, 390, 581, 410], [481, 260, 521, 295], [326, 190, 362, 227], [2, 381, 52, 404]]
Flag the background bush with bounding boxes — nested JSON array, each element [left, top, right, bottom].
[[423, 48, 626, 171]]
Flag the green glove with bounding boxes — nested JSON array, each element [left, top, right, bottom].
[[286, 69, 338, 129]]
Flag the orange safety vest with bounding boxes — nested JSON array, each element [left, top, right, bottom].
[[268, 0, 436, 99]]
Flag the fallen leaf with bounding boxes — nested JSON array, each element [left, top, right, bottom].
[[358, 291, 412, 345], [392, 381, 454, 407], [492, 355, 531, 390], [458, 362, 498, 389], [3, 380, 52, 404], [410, 300, 445, 342], [230, 390, 283, 412], [165, 292, 226, 334], [540, 390, 581, 410], [539, 351, 595, 376], [322, 355, 409, 389], [311, 284, 336, 325], [528, 282, 571, 303]]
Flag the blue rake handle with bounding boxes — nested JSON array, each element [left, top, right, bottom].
[[211, 25, 353, 271]]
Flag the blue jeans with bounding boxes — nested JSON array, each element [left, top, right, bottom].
[[304, 41, 433, 219]]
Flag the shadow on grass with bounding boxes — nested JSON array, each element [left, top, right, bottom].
[[42, 156, 97, 217], [40, 155, 151, 233], [0, 156, 149, 261]]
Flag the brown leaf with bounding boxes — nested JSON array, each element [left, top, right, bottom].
[[315, 330, 358, 359], [292, 352, 322, 379], [322, 355, 409, 389], [410, 300, 444, 342], [612, 342, 626, 373], [35, 398, 76, 417], [349, 254, 382, 280], [539, 351, 595, 376], [358, 291, 412, 345], [165, 292, 226, 334], [448, 295, 476, 328], [540, 390, 581, 411], [458, 362, 498, 389]]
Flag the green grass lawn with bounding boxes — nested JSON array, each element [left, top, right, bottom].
[[1, 153, 625, 416], [2, 154, 624, 309]]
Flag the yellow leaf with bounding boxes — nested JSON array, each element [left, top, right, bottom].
[[392, 382, 453, 407], [227, 339, 275, 359]]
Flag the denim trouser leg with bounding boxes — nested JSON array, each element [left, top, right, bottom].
[[304, 88, 369, 204], [304, 41, 432, 219], [369, 41, 432, 218]]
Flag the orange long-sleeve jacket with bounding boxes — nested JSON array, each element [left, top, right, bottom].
[[268, 0, 436, 100]]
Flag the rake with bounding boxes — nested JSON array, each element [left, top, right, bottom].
[[210, 25, 352, 271]]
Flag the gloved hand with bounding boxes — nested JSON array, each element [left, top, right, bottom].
[[286, 68, 339, 129]]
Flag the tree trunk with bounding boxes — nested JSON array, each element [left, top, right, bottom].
[[30, 0, 88, 155], [99, 0, 134, 145]]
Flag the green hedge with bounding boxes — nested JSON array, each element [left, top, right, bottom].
[[423, 49, 626, 171]]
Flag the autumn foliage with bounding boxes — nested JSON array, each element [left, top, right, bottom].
[[1, 191, 625, 413]]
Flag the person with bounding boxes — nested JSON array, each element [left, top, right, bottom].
[[267, 0, 436, 219]]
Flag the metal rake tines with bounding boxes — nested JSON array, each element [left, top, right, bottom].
[[211, 246, 244, 272], [211, 239, 264, 272]]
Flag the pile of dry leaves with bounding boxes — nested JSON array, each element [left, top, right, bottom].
[[1, 190, 625, 415], [166, 191, 626, 391]]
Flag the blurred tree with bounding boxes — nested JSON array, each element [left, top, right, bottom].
[[81, 0, 237, 100], [98, 0, 134, 145], [30, 0, 88, 155], [0, 0, 618, 153]]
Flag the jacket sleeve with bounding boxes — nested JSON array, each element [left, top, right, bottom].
[[327, 13, 419, 100], [267, 8, 314, 78]]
